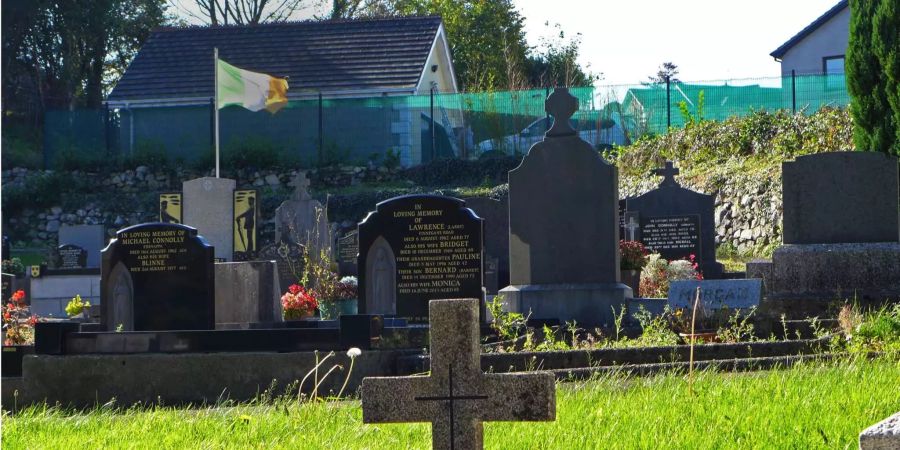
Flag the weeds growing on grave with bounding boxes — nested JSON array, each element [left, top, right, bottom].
[[832, 303, 900, 355]]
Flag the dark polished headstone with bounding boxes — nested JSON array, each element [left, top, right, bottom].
[[782, 152, 900, 244], [358, 195, 484, 322], [508, 91, 619, 284], [501, 88, 630, 327], [337, 229, 359, 276], [465, 196, 509, 293], [101, 223, 215, 331], [625, 161, 723, 278], [58, 225, 105, 268], [56, 244, 88, 270]]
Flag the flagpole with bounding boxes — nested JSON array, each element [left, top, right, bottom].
[[214, 47, 220, 178]]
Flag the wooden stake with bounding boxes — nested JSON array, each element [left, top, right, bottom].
[[688, 286, 701, 396]]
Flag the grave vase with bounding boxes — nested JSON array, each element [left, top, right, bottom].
[[319, 299, 358, 320], [621, 270, 641, 297], [283, 308, 314, 321]]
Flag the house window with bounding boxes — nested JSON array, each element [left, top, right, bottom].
[[823, 56, 845, 89]]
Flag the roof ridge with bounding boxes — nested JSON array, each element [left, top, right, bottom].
[[152, 14, 442, 33], [769, 0, 848, 59]]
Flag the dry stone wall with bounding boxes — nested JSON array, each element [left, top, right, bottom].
[[620, 163, 783, 252]]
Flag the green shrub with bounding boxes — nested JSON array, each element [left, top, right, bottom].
[[611, 108, 853, 177], [52, 148, 116, 172], [123, 140, 169, 170], [1, 125, 43, 169], [1, 171, 89, 214], [223, 137, 281, 170], [403, 156, 521, 187]]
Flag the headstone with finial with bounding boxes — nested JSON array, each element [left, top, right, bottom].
[[625, 160, 724, 278], [361, 298, 555, 450], [500, 88, 632, 326], [274, 171, 331, 254]]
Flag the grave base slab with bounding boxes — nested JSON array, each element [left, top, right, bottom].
[[746, 243, 900, 302], [499, 283, 632, 327]]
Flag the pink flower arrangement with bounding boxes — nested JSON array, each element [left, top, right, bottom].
[[282, 284, 319, 320]]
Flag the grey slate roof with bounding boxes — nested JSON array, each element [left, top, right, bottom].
[[107, 16, 443, 102], [770, 0, 847, 59]]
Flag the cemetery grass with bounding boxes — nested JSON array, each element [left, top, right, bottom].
[[4, 357, 899, 449]]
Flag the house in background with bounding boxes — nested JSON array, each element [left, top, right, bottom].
[[769, 0, 848, 77], [105, 16, 458, 167]]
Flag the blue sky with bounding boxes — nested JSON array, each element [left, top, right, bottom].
[[514, 0, 842, 85]]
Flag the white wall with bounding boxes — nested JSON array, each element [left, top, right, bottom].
[[416, 32, 457, 95], [779, 7, 849, 76]]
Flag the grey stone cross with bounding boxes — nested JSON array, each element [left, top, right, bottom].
[[626, 216, 639, 241], [290, 172, 312, 201], [361, 298, 556, 450], [652, 160, 680, 187]]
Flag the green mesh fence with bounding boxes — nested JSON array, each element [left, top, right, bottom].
[[42, 73, 849, 168]]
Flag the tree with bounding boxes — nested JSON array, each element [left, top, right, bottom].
[[170, 0, 309, 25], [847, 0, 898, 155], [647, 61, 679, 84], [391, 0, 530, 92], [524, 22, 597, 88], [2, 0, 168, 118], [322, 0, 391, 19], [871, 0, 899, 154]]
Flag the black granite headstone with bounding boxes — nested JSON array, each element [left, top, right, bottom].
[[358, 195, 484, 322], [782, 152, 900, 244], [1, 272, 13, 303], [625, 161, 723, 278], [337, 230, 359, 276], [465, 196, 509, 293], [56, 244, 88, 270], [2, 235, 10, 261], [101, 223, 215, 331]]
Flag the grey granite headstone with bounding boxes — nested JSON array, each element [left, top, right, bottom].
[[275, 172, 331, 255], [183, 177, 236, 261], [500, 88, 631, 326], [258, 242, 303, 294], [625, 161, 724, 278], [58, 224, 105, 268], [860, 411, 900, 450], [214, 260, 281, 327], [361, 298, 555, 450], [668, 279, 761, 309], [782, 152, 899, 244]]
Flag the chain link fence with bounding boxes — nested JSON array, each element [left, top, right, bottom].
[[42, 73, 849, 168]]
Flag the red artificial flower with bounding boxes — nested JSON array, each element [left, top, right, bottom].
[[288, 284, 301, 295], [12, 290, 25, 302], [27, 315, 38, 326]]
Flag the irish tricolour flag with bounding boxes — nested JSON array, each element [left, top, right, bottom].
[[216, 58, 289, 114]]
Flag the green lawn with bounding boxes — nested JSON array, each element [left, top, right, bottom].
[[3, 358, 898, 449]]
